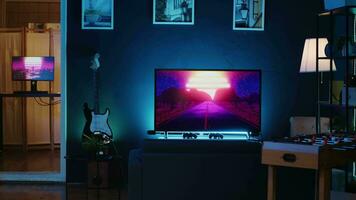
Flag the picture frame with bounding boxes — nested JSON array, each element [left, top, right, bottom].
[[82, 0, 114, 30], [233, 0, 265, 31], [153, 0, 195, 25]]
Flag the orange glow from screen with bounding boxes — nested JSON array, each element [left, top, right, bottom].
[[186, 71, 230, 99]]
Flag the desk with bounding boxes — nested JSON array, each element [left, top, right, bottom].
[[262, 141, 356, 200], [0, 93, 61, 151]]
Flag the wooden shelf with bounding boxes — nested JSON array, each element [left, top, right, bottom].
[[319, 101, 356, 109]]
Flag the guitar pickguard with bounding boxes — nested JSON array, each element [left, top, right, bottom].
[[90, 108, 113, 137]]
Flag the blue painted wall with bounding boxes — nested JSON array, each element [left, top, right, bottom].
[[67, 0, 323, 182]]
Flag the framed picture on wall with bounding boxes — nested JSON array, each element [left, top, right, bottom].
[[82, 0, 114, 30], [233, 0, 265, 31], [153, 0, 195, 25]]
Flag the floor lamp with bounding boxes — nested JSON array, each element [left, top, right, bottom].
[[299, 38, 336, 134]]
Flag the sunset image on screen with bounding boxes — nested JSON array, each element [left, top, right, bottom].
[[12, 57, 54, 81], [155, 70, 260, 132]]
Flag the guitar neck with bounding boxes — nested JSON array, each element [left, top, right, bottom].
[[93, 69, 100, 113]]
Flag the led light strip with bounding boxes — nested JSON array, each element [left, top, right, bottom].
[[155, 131, 250, 140], [354, 17, 356, 43]]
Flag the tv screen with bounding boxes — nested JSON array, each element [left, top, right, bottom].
[[155, 69, 261, 132], [12, 56, 55, 81]]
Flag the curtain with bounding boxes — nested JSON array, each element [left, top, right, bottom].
[[26, 32, 51, 145], [25, 31, 61, 145], [0, 32, 23, 145], [52, 30, 61, 144]]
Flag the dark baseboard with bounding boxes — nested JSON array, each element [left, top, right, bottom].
[[0, 180, 65, 185]]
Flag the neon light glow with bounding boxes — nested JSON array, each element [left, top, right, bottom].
[[186, 71, 230, 99], [155, 131, 250, 140]]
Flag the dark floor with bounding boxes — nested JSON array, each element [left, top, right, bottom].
[[0, 182, 127, 200], [0, 161, 353, 200], [0, 182, 355, 200], [0, 149, 60, 172]]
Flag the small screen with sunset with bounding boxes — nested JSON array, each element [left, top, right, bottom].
[[12, 56, 54, 81], [155, 69, 261, 132]]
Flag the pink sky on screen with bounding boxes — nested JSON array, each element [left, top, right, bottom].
[[12, 57, 54, 71]]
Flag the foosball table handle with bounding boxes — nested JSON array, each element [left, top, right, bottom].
[[282, 153, 297, 163]]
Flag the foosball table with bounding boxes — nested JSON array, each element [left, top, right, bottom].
[[262, 134, 356, 200]]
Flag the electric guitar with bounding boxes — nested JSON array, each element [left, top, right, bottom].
[[82, 53, 113, 141]]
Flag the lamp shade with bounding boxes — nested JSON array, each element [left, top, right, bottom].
[[300, 38, 336, 73], [239, 3, 249, 20]]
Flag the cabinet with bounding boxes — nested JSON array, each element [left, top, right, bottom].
[[317, 6, 356, 135]]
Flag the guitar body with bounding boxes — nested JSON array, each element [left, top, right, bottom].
[[90, 108, 113, 137]]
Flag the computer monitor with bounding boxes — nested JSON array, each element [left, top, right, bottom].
[[12, 56, 55, 93]]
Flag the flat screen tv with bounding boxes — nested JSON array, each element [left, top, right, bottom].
[[155, 69, 261, 133], [12, 56, 55, 81]]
